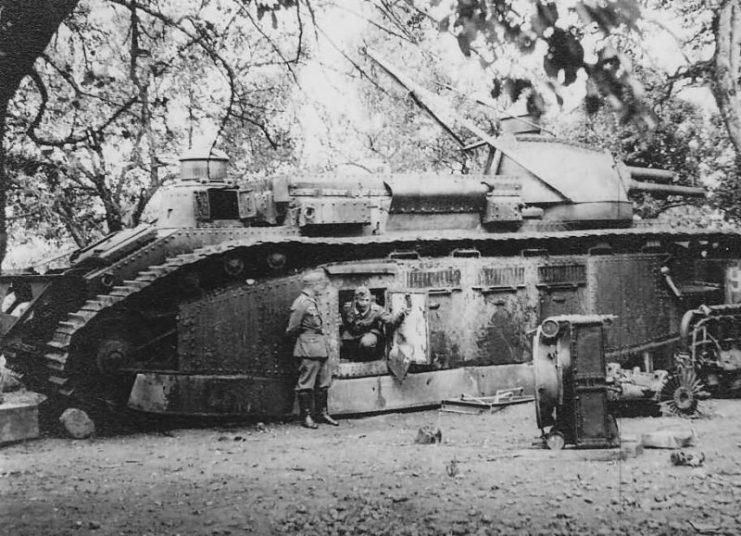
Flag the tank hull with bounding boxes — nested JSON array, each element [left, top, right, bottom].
[[19, 227, 731, 418], [5, 226, 741, 417]]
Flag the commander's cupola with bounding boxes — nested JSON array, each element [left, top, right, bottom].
[[179, 147, 230, 183]]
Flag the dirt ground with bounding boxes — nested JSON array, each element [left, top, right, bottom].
[[2, 398, 741, 536]]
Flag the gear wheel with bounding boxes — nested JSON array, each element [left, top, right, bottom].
[[661, 366, 704, 416]]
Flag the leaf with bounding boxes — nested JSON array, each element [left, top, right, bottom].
[[439, 15, 450, 33], [490, 79, 502, 99], [516, 31, 536, 53], [532, 1, 559, 37], [546, 28, 584, 71], [456, 33, 472, 57], [564, 65, 579, 86], [614, 0, 642, 29], [502, 78, 532, 102], [271, 11, 278, 30], [543, 55, 559, 78], [82, 70, 96, 86], [585, 95, 602, 114], [526, 91, 546, 117], [575, 2, 615, 33]]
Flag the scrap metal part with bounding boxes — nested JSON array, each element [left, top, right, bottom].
[[660, 366, 705, 416], [440, 387, 534, 414], [533, 315, 620, 450]]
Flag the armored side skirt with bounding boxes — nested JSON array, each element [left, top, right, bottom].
[[128, 363, 534, 417]]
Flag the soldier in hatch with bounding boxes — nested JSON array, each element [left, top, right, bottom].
[[341, 286, 407, 360], [286, 271, 339, 429]]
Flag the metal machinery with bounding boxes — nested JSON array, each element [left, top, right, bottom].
[[1, 53, 740, 420], [605, 363, 668, 416], [534, 315, 620, 449], [664, 303, 741, 413]]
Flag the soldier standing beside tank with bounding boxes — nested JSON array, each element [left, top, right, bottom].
[[285, 271, 339, 429], [341, 286, 407, 360]]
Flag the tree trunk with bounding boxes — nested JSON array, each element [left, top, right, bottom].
[[0, 99, 9, 267], [713, 0, 741, 158], [0, 0, 80, 270]]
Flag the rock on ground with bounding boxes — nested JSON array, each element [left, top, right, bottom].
[[58, 407, 95, 439]]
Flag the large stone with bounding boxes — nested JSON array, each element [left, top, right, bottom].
[[641, 429, 696, 449], [59, 407, 96, 439]]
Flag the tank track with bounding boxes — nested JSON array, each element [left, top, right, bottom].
[[39, 226, 741, 399], [42, 243, 237, 397]]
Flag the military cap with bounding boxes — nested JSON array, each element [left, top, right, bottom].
[[354, 286, 371, 298], [301, 270, 325, 285]]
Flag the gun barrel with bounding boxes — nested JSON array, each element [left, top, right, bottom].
[[627, 166, 676, 183], [628, 180, 706, 198]]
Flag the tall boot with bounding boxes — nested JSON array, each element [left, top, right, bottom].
[[314, 388, 339, 426], [297, 390, 318, 429]]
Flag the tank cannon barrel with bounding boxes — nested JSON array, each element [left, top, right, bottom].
[[627, 166, 676, 183], [626, 166, 706, 198], [627, 180, 706, 198]]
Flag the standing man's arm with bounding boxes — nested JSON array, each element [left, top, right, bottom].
[[286, 299, 305, 338]]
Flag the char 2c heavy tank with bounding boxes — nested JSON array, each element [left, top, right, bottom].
[[1, 133, 740, 420]]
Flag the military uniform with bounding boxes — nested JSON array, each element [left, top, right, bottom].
[[286, 278, 338, 428], [341, 296, 405, 359]]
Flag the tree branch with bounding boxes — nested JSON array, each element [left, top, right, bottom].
[[26, 96, 138, 147], [26, 70, 49, 138], [40, 53, 82, 96], [229, 111, 278, 149], [238, 3, 300, 84]]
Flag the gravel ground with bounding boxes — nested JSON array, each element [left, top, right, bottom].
[[2, 398, 741, 536]]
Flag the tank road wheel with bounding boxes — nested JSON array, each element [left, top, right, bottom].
[[61, 314, 172, 435], [266, 251, 287, 271], [91, 315, 154, 377], [223, 255, 245, 277], [178, 269, 201, 295], [95, 335, 139, 376], [73, 316, 152, 411], [661, 367, 704, 416]]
